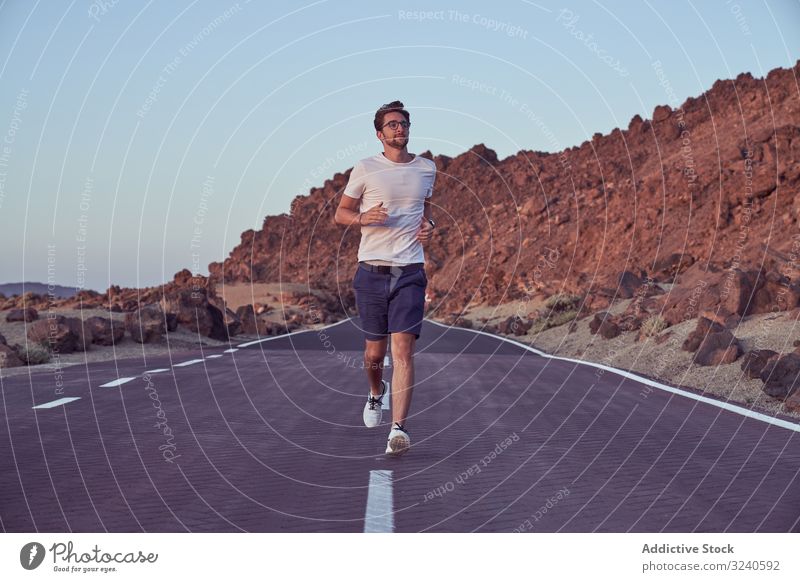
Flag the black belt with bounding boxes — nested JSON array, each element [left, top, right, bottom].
[[358, 261, 423, 274]]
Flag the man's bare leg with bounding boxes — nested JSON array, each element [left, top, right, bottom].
[[364, 337, 388, 396], [390, 332, 416, 426]]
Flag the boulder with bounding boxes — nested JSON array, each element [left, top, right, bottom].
[[207, 295, 241, 340], [693, 330, 741, 366], [783, 390, 800, 413], [760, 353, 800, 399], [165, 312, 178, 332], [740, 349, 779, 379], [0, 344, 24, 368], [652, 253, 694, 282], [663, 264, 800, 326], [497, 315, 532, 336], [161, 288, 239, 341], [27, 315, 89, 353], [682, 317, 725, 352], [85, 316, 125, 346], [124, 305, 165, 343], [6, 307, 38, 322], [617, 271, 646, 299], [589, 312, 620, 339], [236, 304, 260, 335]]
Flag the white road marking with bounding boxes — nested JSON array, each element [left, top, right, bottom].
[[364, 470, 394, 533], [33, 397, 81, 409], [424, 318, 800, 434], [173, 359, 205, 367], [223, 348, 239, 353], [206, 354, 223, 359], [383, 356, 391, 409], [98, 377, 137, 388], [144, 368, 170, 374]]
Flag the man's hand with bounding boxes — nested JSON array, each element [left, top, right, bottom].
[[416, 215, 434, 244], [360, 201, 388, 226]]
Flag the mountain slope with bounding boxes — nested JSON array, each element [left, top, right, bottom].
[[208, 60, 800, 316]]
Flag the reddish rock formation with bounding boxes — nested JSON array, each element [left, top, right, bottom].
[[124, 305, 165, 344], [27, 316, 89, 353], [85, 316, 125, 346], [693, 330, 741, 366], [760, 353, 800, 399], [206, 61, 800, 320], [740, 349, 779, 379], [681, 317, 742, 366], [589, 312, 620, 339], [497, 315, 532, 336]]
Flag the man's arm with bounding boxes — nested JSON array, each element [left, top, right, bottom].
[[335, 193, 362, 227]]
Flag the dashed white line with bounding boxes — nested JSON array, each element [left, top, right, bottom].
[[223, 348, 239, 353], [206, 354, 223, 359], [144, 368, 170, 374], [364, 470, 394, 533], [33, 397, 81, 409], [98, 377, 137, 388], [173, 359, 205, 368], [383, 356, 391, 409]]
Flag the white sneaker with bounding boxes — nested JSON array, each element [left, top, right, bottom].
[[385, 423, 410, 456], [362, 380, 387, 428]]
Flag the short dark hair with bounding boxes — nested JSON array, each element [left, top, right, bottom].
[[374, 100, 410, 131]]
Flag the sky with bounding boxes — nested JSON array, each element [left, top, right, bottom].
[[0, 0, 798, 292]]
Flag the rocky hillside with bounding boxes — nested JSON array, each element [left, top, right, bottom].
[[208, 59, 800, 318]]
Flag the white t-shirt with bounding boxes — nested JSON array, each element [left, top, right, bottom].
[[343, 153, 436, 265]]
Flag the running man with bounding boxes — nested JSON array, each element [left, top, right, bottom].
[[335, 101, 436, 456]]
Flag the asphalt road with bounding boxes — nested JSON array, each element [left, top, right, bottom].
[[1, 317, 798, 532]]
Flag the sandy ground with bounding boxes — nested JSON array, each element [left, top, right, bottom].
[[464, 297, 800, 420]]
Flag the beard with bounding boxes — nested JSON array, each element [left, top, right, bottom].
[[385, 135, 408, 150]]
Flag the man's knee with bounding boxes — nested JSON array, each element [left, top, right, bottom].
[[391, 333, 416, 365], [364, 341, 387, 365]]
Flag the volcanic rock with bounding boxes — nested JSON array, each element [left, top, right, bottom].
[[740, 349, 779, 379], [85, 316, 125, 346], [760, 353, 800, 399], [0, 344, 24, 368], [27, 316, 89, 353], [124, 305, 165, 344], [6, 307, 38, 322]]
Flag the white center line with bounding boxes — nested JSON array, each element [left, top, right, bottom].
[[223, 348, 239, 353], [382, 356, 391, 409], [364, 470, 394, 533], [173, 359, 205, 367], [383, 381, 391, 410], [33, 397, 81, 409], [205, 354, 223, 359], [98, 377, 137, 388], [144, 368, 170, 374]]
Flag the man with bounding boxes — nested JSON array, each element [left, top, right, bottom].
[[334, 101, 436, 456]]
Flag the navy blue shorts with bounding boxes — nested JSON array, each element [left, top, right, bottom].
[[353, 263, 428, 341]]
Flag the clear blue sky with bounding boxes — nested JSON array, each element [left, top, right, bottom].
[[0, 0, 797, 291]]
